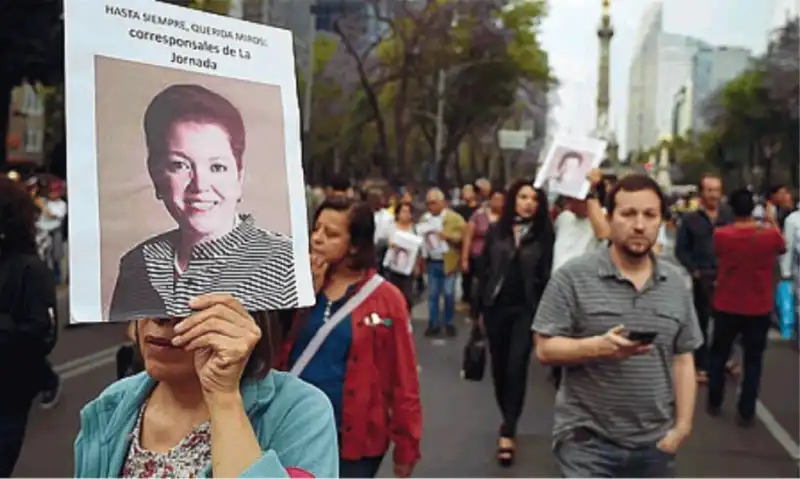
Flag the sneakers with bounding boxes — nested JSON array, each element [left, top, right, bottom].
[[423, 325, 457, 338], [40, 374, 62, 410]]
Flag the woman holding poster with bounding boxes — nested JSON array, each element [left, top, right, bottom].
[[278, 197, 421, 478], [108, 84, 298, 321], [74, 300, 339, 478], [384, 202, 422, 311]]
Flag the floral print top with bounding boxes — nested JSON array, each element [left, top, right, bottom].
[[120, 407, 212, 478]]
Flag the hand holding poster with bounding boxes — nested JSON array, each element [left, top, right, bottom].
[[65, 0, 313, 323], [534, 134, 607, 200], [382, 230, 423, 276]]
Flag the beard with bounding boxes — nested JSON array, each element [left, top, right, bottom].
[[619, 240, 653, 259]]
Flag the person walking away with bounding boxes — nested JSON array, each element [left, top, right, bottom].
[[279, 197, 421, 478], [462, 189, 504, 319], [36, 179, 67, 284], [476, 179, 553, 467], [367, 188, 394, 274], [707, 189, 786, 427], [384, 202, 421, 310], [0, 177, 59, 476], [533, 174, 703, 478], [454, 184, 480, 311], [420, 188, 466, 337], [549, 168, 611, 387], [675, 173, 734, 383]]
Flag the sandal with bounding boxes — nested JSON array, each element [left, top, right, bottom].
[[497, 438, 515, 467]]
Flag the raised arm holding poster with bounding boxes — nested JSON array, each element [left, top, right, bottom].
[[533, 134, 607, 200], [64, 0, 314, 323]]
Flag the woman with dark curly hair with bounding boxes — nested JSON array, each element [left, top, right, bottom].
[[476, 178, 554, 467], [0, 176, 59, 476]]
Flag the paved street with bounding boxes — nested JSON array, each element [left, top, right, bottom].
[[12, 270, 800, 477]]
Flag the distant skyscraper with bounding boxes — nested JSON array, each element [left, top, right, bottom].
[[626, 2, 710, 153], [686, 46, 752, 132]]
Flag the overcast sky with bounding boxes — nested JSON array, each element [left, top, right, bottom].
[[538, 0, 787, 152]]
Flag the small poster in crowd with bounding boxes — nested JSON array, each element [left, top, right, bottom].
[[383, 230, 423, 276], [64, 0, 314, 323], [534, 134, 607, 200], [416, 218, 448, 258]]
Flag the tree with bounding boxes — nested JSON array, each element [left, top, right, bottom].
[[0, 0, 64, 168], [325, 0, 552, 184], [702, 17, 799, 190]]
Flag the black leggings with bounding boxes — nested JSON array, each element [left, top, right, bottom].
[[484, 307, 534, 439]]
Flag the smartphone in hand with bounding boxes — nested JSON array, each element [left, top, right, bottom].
[[626, 330, 658, 344]]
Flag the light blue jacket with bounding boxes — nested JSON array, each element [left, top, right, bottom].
[[74, 371, 339, 478]]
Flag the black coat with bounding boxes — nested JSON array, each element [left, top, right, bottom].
[[476, 223, 554, 314]]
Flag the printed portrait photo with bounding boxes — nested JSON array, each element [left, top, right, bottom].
[[392, 248, 410, 273], [94, 56, 302, 321], [548, 147, 591, 186]]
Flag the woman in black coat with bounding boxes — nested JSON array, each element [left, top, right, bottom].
[[476, 178, 554, 467]]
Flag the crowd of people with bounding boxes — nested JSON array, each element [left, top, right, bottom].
[[1, 166, 798, 478]]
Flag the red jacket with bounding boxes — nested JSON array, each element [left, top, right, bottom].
[[276, 270, 422, 465]]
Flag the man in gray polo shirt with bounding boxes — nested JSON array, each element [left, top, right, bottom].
[[533, 174, 702, 478]]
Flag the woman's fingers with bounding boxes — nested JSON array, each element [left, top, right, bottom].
[[172, 317, 248, 347], [176, 300, 258, 336], [183, 333, 250, 365]]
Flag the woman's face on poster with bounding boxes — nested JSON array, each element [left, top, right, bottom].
[[395, 248, 408, 267], [155, 121, 243, 240], [557, 154, 582, 181]]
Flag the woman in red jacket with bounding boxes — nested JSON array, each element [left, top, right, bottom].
[[277, 197, 422, 478]]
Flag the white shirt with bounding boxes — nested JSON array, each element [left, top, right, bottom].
[[373, 208, 394, 244], [552, 210, 601, 273], [781, 210, 800, 278], [37, 198, 67, 233]]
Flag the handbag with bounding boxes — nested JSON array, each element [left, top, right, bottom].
[[461, 323, 486, 381], [775, 279, 796, 340]]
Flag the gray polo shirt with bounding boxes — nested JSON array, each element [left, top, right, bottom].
[[532, 247, 702, 448]]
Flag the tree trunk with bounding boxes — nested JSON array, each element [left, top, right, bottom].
[[0, 80, 12, 170]]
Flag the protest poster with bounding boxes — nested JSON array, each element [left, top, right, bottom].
[[534, 134, 607, 200], [64, 0, 313, 323], [416, 219, 448, 258], [383, 230, 423, 276]]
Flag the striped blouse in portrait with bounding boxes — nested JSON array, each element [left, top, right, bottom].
[[108, 214, 298, 321]]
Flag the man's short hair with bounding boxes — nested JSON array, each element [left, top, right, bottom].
[[729, 189, 755, 217], [326, 174, 350, 193], [607, 174, 666, 217]]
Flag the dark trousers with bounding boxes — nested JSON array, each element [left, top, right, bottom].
[[692, 275, 716, 371], [708, 311, 771, 419], [484, 307, 533, 438], [385, 271, 414, 312], [555, 428, 675, 478], [0, 408, 30, 477], [339, 455, 384, 478], [41, 359, 59, 391], [461, 256, 477, 303]]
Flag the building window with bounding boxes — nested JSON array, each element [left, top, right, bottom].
[[24, 128, 44, 153]]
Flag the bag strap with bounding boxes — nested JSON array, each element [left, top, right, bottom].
[[290, 275, 385, 376]]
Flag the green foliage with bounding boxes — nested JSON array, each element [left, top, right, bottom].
[[701, 17, 799, 188]]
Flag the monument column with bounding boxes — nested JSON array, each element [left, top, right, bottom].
[[596, 0, 619, 167]]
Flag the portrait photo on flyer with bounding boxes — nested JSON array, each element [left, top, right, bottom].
[[64, 0, 314, 323], [382, 230, 422, 276], [533, 134, 607, 200]]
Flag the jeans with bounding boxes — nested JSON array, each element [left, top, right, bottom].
[[427, 261, 455, 328], [0, 409, 30, 477], [708, 311, 771, 419], [339, 455, 384, 478], [555, 428, 676, 478], [484, 307, 533, 438]]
